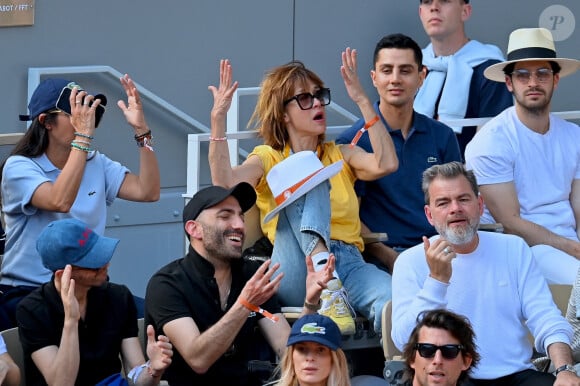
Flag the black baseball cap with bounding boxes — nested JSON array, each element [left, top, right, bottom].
[[183, 182, 256, 223]]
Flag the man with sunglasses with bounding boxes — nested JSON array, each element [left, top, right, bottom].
[[392, 161, 579, 385], [465, 28, 580, 286], [402, 309, 480, 386], [337, 33, 461, 273], [0, 75, 160, 330]]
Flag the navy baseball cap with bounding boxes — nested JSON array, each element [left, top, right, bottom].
[[37, 218, 119, 271], [287, 314, 342, 351], [183, 182, 256, 223], [19, 78, 107, 126]]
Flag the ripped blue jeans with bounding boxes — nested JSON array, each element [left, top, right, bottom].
[[270, 182, 392, 332]]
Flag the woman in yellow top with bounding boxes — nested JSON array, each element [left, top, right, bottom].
[[207, 49, 397, 334]]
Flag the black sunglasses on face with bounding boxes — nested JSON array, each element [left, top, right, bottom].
[[415, 343, 464, 359], [283, 88, 331, 110]]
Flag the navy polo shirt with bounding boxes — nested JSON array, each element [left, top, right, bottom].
[[336, 103, 462, 249]]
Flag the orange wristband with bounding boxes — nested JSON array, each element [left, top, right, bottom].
[[349, 115, 380, 148], [239, 297, 279, 323]]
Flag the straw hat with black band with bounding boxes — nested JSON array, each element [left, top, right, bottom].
[[484, 27, 580, 83]]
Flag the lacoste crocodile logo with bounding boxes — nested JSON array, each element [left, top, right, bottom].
[[301, 322, 326, 334]]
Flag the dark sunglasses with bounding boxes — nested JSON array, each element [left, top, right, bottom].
[[56, 83, 107, 128], [415, 343, 464, 359], [283, 88, 331, 110]]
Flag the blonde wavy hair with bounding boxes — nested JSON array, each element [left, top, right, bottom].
[[272, 344, 351, 386], [248, 60, 326, 151]]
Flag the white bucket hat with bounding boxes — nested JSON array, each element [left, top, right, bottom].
[[263, 151, 343, 224], [484, 27, 580, 82]]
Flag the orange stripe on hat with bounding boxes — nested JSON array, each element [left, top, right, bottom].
[[274, 169, 321, 206]]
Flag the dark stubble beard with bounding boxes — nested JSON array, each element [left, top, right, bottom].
[[517, 87, 553, 116], [200, 222, 243, 262]]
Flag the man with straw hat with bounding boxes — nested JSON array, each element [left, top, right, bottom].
[[465, 27, 580, 285]]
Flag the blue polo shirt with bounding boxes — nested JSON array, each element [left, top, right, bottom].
[[1, 152, 128, 286], [336, 103, 461, 249]]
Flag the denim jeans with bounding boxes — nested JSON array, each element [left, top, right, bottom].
[[270, 182, 392, 332]]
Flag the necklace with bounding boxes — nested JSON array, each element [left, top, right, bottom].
[[218, 272, 232, 311], [221, 285, 231, 311]]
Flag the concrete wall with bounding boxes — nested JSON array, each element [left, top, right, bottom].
[[1, 0, 579, 296]]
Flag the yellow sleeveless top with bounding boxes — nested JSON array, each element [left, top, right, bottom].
[[249, 142, 363, 251]]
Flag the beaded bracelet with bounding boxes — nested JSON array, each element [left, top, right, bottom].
[[136, 136, 154, 151], [134, 130, 152, 141], [74, 132, 94, 140], [134, 130, 153, 149], [73, 139, 92, 147], [209, 135, 227, 142], [71, 142, 92, 153]]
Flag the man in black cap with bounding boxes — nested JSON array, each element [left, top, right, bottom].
[[145, 182, 334, 386]]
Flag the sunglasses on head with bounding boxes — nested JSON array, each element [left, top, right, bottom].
[[283, 88, 331, 110], [415, 343, 464, 359], [56, 83, 107, 128]]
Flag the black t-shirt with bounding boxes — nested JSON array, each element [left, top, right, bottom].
[[145, 246, 281, 386], [16, 280, 138, 385]]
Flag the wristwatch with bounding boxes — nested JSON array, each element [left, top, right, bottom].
[[555, 364, 577, 376]]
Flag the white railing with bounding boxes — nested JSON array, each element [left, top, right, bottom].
[[186, 86, 580, 201], [186, 87, 360, 201], [26, 66, 209, 132]]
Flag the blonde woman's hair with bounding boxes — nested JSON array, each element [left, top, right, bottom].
[[272, 345, 351, 386], [248, 60, 326, 150]]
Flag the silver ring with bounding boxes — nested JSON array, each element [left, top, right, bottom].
[[75, 101, 81, 104], [443, 246, 451, 255], [83, 102, 89, 106]]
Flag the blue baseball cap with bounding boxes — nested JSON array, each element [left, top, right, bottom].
[[19, 78, 107, 125], [36, 218, 119, 271], [287, 314, 342, 351]]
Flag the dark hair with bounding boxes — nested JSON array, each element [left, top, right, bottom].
[[503, 60, 562, 77], [0, 113, 58, 192], [403, 309, 480, 384], [422, 161, 479, 204], [373, 33, 423, 70]]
